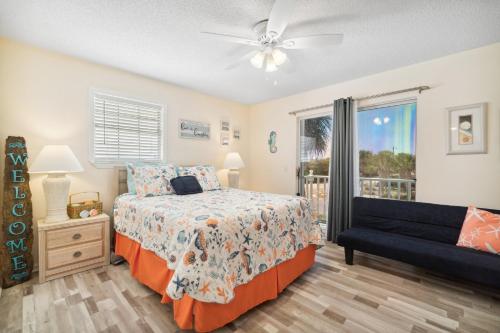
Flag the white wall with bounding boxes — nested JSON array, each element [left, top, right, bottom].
[[0, 38, 250, 263], [249, 43, 500, 210]]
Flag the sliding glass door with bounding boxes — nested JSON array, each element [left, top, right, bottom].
[[298, 114, 332, 223]]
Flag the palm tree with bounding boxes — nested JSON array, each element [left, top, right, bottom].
[[304, 116, 332, 158]]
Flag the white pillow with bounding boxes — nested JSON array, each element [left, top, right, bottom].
[[131, 164, 178, 198], [176, 165, 221, 191]]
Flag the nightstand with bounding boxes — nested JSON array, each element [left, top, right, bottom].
[[38, 214, 110, 283]]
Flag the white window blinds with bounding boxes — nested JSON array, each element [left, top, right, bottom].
[[90, 92, 163, 165]]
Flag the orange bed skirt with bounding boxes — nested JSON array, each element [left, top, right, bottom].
[[115, 232, 316, 332]]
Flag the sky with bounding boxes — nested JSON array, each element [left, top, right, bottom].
[[300, 101, 416, 161], [357, 102, 416, 155]]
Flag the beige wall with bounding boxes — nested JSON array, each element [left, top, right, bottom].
[[2, 37, 500, 269], [0, 38, 250, 263], [249, 43, 500, 209]]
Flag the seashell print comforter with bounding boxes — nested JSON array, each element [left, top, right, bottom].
[[113, 188, 324, 304]]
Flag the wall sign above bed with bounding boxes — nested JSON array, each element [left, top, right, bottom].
[[179, 119, 210, 140]]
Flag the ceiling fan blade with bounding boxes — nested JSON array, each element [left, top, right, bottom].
[[225, 50, 258, 70], [266, 0, 298, 39], [201, 32, 260, 46], [280, 34, 344, 49]]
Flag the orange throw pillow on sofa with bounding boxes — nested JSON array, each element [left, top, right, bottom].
[[457, 206, 500, 255]]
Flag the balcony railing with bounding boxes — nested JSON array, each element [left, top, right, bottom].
[[304, 175, 329, 222], [359, 177, 416, 201], [303, 175, 416, 222]]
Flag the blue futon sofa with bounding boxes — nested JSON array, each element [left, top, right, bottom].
[[337, 197, 500, 288]]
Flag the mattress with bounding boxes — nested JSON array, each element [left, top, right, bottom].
[[113, 188, 323, 303]]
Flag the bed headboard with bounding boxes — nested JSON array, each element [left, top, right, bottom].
[[115, 166, 128, 195]]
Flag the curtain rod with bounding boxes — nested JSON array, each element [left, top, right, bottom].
[[288, 85, 430, 116]]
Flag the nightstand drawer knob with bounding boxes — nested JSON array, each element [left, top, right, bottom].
[[73, 251, 82, 258], [72, 233, 82, 240]]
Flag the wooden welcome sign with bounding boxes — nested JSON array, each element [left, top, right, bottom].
[[0, 136, 33, 287]]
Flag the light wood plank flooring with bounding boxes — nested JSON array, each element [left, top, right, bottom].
[[1, 244, 499, 333]]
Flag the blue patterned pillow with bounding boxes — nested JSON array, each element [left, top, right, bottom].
[[129, 164, 178, 198], [126, 163, 138, 194], [176, 165, 221, 191]]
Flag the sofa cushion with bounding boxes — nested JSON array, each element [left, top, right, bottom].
[[351, 197, 500, 244], [457, 206, 500, 255], [338, 227, 500, 288]]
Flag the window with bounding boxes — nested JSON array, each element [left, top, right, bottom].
[[90, 92, 164, 166], [298, 114, 333, 222], [357, 99, 416, 200]]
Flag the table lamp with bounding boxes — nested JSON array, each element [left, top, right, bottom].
[[223, 152, 244, 188], [29, 145, 83, 223]]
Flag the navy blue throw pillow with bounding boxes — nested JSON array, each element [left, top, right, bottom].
[[170, 176, 203, 195]]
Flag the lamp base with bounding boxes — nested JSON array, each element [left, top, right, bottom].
[[228, 169, 240, 188], [43, 174, 70, 223]]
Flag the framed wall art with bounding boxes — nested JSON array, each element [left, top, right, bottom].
[[233, 128, 240, 140], [179, 119, 210, 140], [220, 120, 230, 132], [220, 132, 229, 146], [446, 103, 487, 155]]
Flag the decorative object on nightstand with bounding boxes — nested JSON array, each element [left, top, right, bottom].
[[224, 152, 244, 188], [29, 145, 83, 223], [67, 192, 103, 219], [37, 213, 110, 283]]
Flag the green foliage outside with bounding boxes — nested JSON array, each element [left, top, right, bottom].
[[303, 150, 415, 179], [359, 150, 415, 179]]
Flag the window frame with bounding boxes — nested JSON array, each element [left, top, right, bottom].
[[356, 97, 417, 200], [88, 89, 165, 168]]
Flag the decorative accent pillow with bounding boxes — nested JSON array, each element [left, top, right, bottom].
[[457, 206, 500, 255], [170, 176, 203, 195], [176, 165, 221, 191], [127, 162, 160, 194], [126, 163, 138, 194], [131, 164, 178, 198]]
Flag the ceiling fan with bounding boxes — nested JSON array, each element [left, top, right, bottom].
[[201, 0, 343, 72]]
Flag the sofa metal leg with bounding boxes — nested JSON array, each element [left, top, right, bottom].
[[345, 248, 354, 265]]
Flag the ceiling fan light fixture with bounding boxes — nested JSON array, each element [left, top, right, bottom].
[[250, 51, 265, 68], [271, 48, 287, 66], [265, 55, 278, 72]]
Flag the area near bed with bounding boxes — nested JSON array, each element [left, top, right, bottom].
[[113, 187, 323, 330], [115, 233, 316, 331]]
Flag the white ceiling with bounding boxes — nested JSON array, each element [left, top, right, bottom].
[[1, 1, 500, 104]]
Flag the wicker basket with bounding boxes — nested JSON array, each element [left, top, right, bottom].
[[67, 192, 103, 219]]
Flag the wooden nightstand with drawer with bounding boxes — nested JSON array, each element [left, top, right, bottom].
[[38, 214, 110, 283]]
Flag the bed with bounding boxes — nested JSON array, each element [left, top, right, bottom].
[[113, 167, 323, 332]]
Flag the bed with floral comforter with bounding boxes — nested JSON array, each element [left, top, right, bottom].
[[113, 188, 323, 304]]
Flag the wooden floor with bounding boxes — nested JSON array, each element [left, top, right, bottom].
[[1, 244, 500, 333]]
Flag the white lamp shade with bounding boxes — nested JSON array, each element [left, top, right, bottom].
[[224, 152, 245, 170], [29, 145, 83, 174]]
